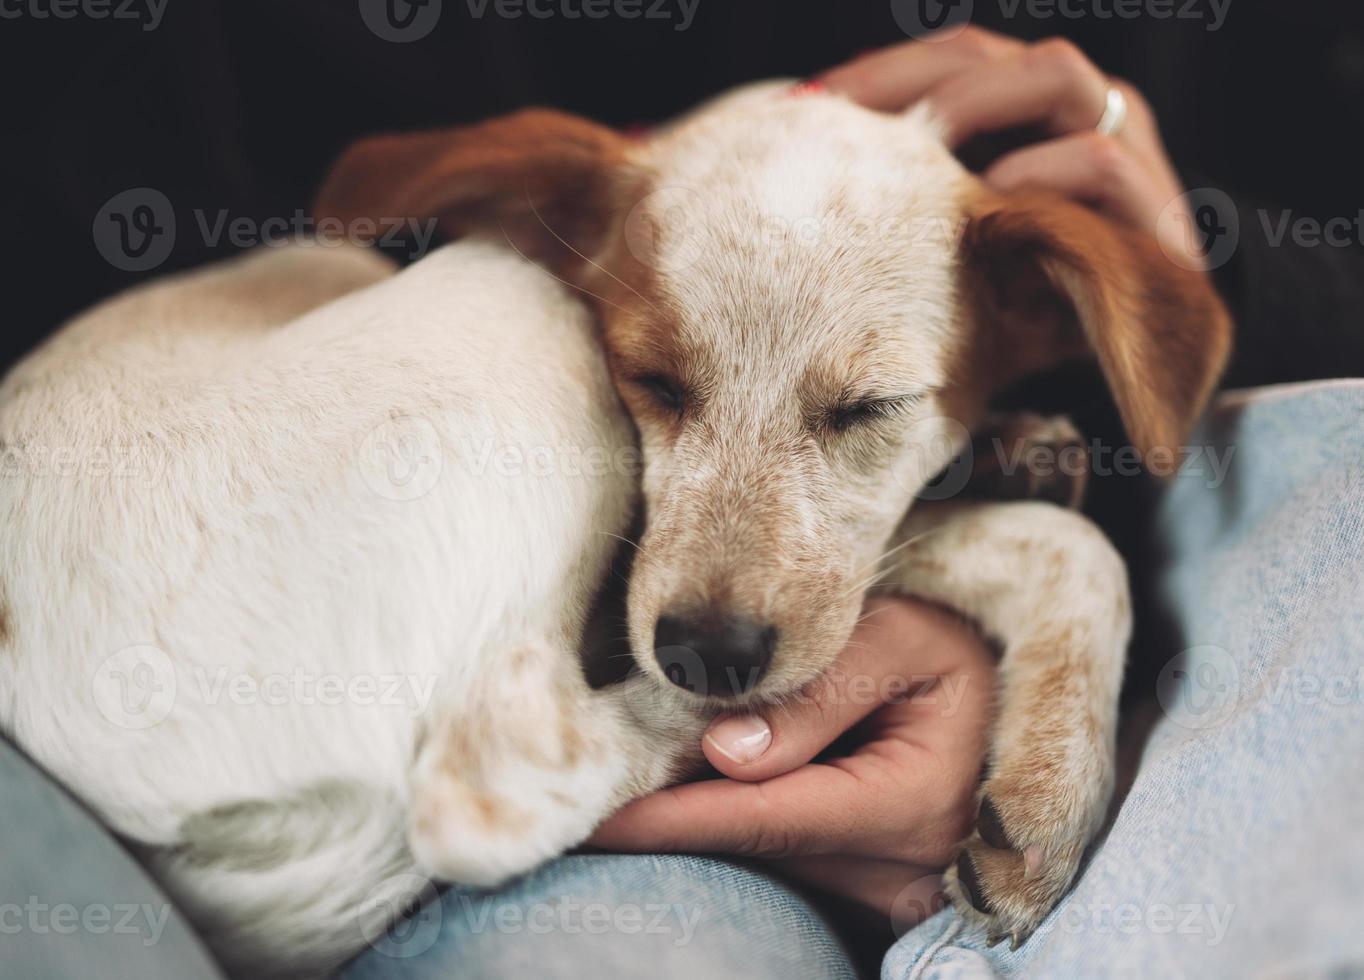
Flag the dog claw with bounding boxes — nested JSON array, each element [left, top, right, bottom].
[[976, 796, 1013, 850], [955, 851, 993, 914]]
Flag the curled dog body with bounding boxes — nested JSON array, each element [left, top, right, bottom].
[[0, 82, 1229, 974]]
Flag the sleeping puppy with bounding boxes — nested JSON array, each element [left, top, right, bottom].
[[0, 82, 1228, 975]]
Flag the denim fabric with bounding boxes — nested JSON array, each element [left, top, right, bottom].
[[341, 854, 857, 980], [0, 737, 223, 980], [883, 380, 1364, 980]]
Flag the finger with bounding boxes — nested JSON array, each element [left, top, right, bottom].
[[928, 39, 1109, 148], [698, 603, 932, 780], [592, 728, 974, 866], [818, 28, 1021, 112], [589, 762, 868, 858], [702, 599, 976, 782], [982, 132, 1158, 231]]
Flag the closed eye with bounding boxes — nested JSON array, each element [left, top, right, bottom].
[[632, 373, 687, 415], [823, 393, 924, 433]]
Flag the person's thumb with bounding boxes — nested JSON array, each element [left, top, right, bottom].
[[703, 641, 908, 782]]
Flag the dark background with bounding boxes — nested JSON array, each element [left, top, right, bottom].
[[4, 0, 1364, 375]]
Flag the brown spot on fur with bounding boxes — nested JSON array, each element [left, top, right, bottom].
[[0, 588, 10, 647]]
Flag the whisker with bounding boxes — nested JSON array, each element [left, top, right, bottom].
[[497, 219, 635, 317], [523, 189, 662, 315], [596, 530, 645, 553]]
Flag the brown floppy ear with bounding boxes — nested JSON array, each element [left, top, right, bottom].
[[313, 108, 630, 271], [962, 190, 1232, 462]]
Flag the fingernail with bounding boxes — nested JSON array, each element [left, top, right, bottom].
[[705, 715, 772, 765]]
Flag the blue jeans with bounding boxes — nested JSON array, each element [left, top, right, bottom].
[[4, 381, 1362, 979], [342, 854, 856, 980]]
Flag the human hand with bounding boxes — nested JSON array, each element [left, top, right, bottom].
[[818, 27, 1206, 270], [591, 597, 996, 926]]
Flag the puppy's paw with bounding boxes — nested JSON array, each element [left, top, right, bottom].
[[944, 768, 1110, 948], [406, 768, 589, 889], [406, 641, 632, 888], [965, 413, 1088, 509]]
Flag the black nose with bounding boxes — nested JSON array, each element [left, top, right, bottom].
[[653, 613, 777, 698]]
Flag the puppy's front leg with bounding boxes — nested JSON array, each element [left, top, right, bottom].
[[406, 640, 702, 890], [406, 639, 639, 889], [879, 499, 1131, 946]]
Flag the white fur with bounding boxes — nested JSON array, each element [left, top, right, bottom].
[[0, 240, 699, 976]]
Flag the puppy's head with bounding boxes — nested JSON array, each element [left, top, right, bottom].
[[317, 86, 1229, 705]]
